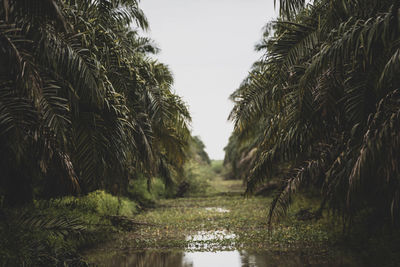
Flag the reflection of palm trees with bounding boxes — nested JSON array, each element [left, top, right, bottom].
[[240, 250, 310, 267], [91, 249, 355, 266], [239, 251, 253, 267], [124, 250, 185, 267], [91, 250, 186, 267]]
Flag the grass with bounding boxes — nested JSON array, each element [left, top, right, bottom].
[[208, 176, 244, 195]]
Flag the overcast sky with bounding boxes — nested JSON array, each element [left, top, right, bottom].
[[140, 0, 277, 160]]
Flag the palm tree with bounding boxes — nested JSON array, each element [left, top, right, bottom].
[[0, 0, 191, 205], [228, 0, 400, 228]]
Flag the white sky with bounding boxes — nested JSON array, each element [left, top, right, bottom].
[[140, 0, 277, 159]]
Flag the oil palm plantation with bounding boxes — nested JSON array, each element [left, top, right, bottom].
[[0, 0, 191, 206], [227, 0, 400, 228]]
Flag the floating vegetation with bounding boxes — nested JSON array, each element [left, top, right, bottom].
[[186, 230, 236, 250], [204, 207, 230, 213]]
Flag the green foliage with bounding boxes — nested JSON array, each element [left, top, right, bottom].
[[190, 136, 211, 164], [55, 190, 138, 217], [226, 0, 400, 230], [0, 0, 191, 205], [0, 210, 87, 266], [181, 160, 214, 196], [128, 176, 169, 207], [0, 190, 138, 265], [165, 136, 215, 197], [211, 160, 224, 175]]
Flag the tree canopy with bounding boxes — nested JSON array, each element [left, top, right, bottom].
[[0, 0, 191, 205], [226, 0, 400, 228]]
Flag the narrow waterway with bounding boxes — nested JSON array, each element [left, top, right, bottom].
[[84, 180, 358, 266], [87, 249, 352, 267]]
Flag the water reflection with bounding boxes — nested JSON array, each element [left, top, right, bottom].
[[87, 250, 185, 267], [186, 230, 236, 250], [183, 251, 241, 267], [86, 228, 356, 266], [87, 249, 355, 267], [204, 207, 230, 213], [86, 214, 354, 266]]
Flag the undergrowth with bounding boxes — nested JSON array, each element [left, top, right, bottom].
[[0, 190, 138, 266]]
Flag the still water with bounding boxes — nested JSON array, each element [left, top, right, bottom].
[[86, 207, 357, 266], [87, 248, 355, 267]]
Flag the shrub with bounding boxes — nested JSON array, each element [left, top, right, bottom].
[[0, 191, 139, 265]]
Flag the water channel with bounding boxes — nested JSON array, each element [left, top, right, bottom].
[[86, 206, 357, 266], [86, 247, 354, 267]]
